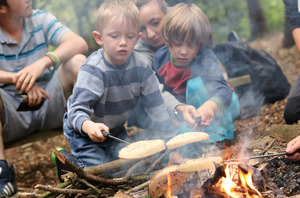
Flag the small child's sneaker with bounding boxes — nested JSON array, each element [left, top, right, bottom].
[[51, 147, 78, 182], [0, 160, 17, 197]]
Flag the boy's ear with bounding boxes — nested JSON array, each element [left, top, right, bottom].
[[136, 32, 142, 43], [0, 5, 8, 14], [93, 31, 103, 46]]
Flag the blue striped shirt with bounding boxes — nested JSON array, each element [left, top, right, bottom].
[[67, 49, 173, 136], [0, 9, 70, 87]]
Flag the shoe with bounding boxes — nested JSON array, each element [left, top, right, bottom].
[[51, 147, 79, 182], [0, 160, 17, 197], [227, 31, 241, 42]]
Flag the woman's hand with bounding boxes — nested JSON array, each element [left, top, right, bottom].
[[26, 85, 50, 107], [82, 120, 110, 142]]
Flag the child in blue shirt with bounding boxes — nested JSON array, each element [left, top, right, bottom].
[[153, 3, 240, 144]]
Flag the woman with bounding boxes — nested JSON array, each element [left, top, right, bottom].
[[130, 0, 202, 131]]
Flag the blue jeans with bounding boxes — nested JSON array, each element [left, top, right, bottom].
[[63, 113, 128, 168], [178, 77, 240, 142]]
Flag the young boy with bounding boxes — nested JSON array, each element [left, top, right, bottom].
[[154, 3, 240, 145], [63, 0, 174, 168]]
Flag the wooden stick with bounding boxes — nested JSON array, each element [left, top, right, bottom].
[[35, 184, 95, 196], [125, 180, 150, 193], [145, 150, 170, 174], [53, 148, 129, 185]]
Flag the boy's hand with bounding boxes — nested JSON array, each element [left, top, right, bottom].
[[26, 85, 50, 106], [82, 120, 110, 142], [196, 100, 218, 128], [13, 61, 47, 93]]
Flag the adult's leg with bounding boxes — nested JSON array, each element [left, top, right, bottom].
[[58, 54, 86, 100], [284, 74, 300, 124]]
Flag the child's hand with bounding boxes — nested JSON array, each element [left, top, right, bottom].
[[175, 104, 200, 129], [82, 120, 110, 142], [196, 100, 218, 128]]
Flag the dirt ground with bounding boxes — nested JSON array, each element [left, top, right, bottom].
[[5, 32, 300, 194]]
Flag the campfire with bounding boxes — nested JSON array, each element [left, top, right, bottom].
[[20, 131, 298, 198], [219, 163, 263, 198], [148, 157, 266, 198]]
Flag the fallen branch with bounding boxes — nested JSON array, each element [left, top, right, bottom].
[[53, 148, 129, 185], [75, 178, 103, 194], [18, 193, 42, 198], [35, 184, 95, 196]]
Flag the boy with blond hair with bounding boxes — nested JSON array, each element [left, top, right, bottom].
[[154, 3, 240, 145], [63, 0, 174, 168]]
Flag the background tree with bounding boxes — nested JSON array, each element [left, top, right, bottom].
[[246, 0, 268, 40]]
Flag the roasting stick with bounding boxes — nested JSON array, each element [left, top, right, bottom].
[[224, 149, 300, 162], [191, 116, 202, 132], [101, 131, 130, 145]]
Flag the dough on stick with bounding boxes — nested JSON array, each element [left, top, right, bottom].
[[166, 132, 209, 149], [118, 139, 166, 159], [178, 156, 223, 172]]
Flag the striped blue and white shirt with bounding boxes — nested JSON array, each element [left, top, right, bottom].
[[0, 9, 70, 88], [67, 49, 174, 137]]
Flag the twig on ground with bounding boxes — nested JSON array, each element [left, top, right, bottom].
[[125, 180, 150, 193], [35, 184, 95, 196]]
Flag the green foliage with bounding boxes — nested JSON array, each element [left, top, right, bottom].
[[260, 0, 285, 32], [32, 0, 285, 51]]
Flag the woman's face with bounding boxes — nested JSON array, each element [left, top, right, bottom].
[[139, 0, 165, 48]]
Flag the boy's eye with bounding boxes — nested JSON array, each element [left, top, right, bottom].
[[128, 35, 135, 39], [111, 35, 118, 39]]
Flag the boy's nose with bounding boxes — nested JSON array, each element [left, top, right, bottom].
[[119, 37, 127, 46], [179, 47, 188, 55]]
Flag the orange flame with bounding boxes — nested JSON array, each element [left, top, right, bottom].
[[166, 173, 172, 198], [220, 164, 262, 198]]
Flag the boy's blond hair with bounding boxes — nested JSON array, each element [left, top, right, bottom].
[[96, 0, 140, 33], [162, 3, 212, 49]]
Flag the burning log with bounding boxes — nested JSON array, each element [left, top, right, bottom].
[[148, 165, 187, 198]]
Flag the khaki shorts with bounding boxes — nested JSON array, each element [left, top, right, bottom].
[[1, 72, 66, 143]]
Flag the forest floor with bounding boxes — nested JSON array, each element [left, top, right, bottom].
[[5, 32, 300, 195]]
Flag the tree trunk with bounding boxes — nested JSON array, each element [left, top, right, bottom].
[[283, 13, 295, 48], [246, 0, 268, 40]]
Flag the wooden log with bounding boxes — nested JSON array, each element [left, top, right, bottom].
[[227, 74, 251, 88]]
